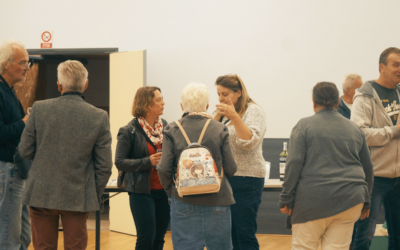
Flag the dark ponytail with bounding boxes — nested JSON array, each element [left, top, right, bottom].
[[312, 82, 339, 108]]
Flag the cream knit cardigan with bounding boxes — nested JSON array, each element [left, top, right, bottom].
[[221, 103, 267, 178]]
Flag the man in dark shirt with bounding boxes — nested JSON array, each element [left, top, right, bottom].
[[370, 81, 399, 125], [0, 39, 31, 250], [338, 74, 363, 119]]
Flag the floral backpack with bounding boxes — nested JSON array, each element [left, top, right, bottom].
[[174, 119, 223, 197]]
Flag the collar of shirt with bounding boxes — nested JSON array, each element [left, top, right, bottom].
[[0, 75, 12, 93], [0, 75, 23, 108], [342, 98, 352, 110], [61, 91, 85, 99]]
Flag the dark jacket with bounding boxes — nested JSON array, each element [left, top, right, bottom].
[[158, 115, 237, 206], [19, 94, 112, 212], [337, 96, 351, 119], [0, 76, 25, 163], [115, 118, 168, 194], [279, 108, 374, 224]]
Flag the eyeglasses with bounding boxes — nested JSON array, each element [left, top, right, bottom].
[[8, 59, 31, 69]]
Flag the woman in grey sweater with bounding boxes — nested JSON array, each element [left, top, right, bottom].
[[279, 82, 374, 250]]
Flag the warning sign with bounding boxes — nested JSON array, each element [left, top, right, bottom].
[[40, 31, 53, 48]]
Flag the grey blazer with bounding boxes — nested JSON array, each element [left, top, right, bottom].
[[19, 94, 112, 212]]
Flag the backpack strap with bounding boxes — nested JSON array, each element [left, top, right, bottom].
[[175, 119, 212, 145], [198, 119, 211, 145], [175, 121, 191, 145]]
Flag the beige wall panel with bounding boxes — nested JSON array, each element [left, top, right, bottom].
[[109, 50, 146, 235], [109, 193, 135, 235]]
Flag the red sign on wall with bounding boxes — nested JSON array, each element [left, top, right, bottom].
[[40, 31, 53, 48]]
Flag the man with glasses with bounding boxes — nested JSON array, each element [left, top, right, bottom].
[[351, 47, 400, 249], [0, 39, 31, 250]]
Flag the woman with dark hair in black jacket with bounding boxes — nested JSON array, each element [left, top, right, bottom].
[[115, 86, 170, 250]]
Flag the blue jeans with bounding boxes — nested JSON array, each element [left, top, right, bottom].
[[170, 196, 232, 250], [353, 176, 400, 250], [229, 176, 264, 250], [0, 161, 31, 250]]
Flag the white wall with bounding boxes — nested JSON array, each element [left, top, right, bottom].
[[3, 0, 399, 138]]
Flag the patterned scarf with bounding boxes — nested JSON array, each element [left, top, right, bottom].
[[186, 112, 213, 119], [137, 117, 163, 146]]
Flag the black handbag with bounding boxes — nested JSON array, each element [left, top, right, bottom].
[[117, 170, 126, 188], [117, 123, 135, 188], [285, 215, 292, 230], [9, 145, 32, 179]]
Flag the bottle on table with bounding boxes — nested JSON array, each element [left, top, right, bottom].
[[279, 142, 288, 181]]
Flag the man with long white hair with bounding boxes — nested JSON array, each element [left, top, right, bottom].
[[337, 74, 363, 119], [19, 60, 112, 250], [0, 39, 31, 250]]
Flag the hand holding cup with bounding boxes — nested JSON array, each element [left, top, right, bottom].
[[150, 152, 162, 166]]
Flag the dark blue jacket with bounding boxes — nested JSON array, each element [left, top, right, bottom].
[[0, 76, 25, 163], [337, 96, 351, 119]]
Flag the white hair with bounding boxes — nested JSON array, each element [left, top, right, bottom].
[[0, 39, 25, 74], [342, 74, 362, 93], [57, 60, 88, 92], [181, 82, 210, 112]]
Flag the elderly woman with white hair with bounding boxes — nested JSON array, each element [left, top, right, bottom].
[[158, 83, 237, 250]]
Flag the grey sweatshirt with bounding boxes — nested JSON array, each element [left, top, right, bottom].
[[279, 108, 374, 224], [351, 81, 400, 178]]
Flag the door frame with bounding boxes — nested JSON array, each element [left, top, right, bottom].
[[26, 48, 118, 55]]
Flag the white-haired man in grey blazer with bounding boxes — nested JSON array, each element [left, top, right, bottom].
[[19, 60, 112, 250]]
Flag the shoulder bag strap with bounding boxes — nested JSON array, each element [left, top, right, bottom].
[[198, 119, 211, 145], [127, 123, 136, 157], [174, 120, 191, 145]]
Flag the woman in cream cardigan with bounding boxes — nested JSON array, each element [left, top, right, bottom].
[[214, 74, 267, 250]]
